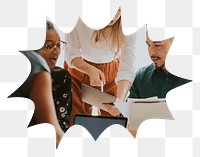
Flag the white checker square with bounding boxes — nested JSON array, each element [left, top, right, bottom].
[[0, 138, 27, 157], [27, 0, 55, 27], [165, 138, 192, 157], [82, 0, 110, 29], [27, 124, 55, 138], [137, 0, 165, 27], [137, 120, 166, 138], [57, 137, 83, 156], [166, 82, 193, 110], [165, 28, 193, 55], [110, 138, 137, 156], [0, 28, 28, 51]]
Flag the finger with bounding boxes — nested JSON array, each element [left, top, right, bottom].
[[90, 77, 101, 86], [99, 71, 106, 85]]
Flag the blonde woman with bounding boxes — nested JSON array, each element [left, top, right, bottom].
[[65, 8, 137, 123]]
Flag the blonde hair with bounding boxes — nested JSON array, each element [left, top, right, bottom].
[[91, 17, 127, 56]]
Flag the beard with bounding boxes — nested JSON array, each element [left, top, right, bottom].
[[155, 62, 168, 75], [155, 63, 165, 69]]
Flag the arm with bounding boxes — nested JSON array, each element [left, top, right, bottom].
[[29, 71, 64, 147], [66, 28, 105, 86], [116, 26, 146, 100], [71, 57, 106, 86], [115, 34, 137, 101], [116, 80, 131, 101]]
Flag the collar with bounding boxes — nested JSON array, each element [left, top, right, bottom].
[[151, 63, 172, 78]]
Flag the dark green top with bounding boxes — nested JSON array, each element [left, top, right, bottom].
[[129, 63, 191, 98]]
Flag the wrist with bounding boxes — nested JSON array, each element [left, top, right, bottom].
[[87, 65, 96, 76]]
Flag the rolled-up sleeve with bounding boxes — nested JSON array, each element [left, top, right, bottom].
[[65, 28, 82, 68], [116, 25, 147, 84]]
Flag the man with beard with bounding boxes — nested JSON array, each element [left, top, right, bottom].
[[129, 33, 191, 98]]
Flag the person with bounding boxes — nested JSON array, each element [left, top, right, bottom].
[[128, 32, 191, 137], [9, 20, 71, 147], [65, 8, 139, 122], [129, 32, 191, 99], [51, 66, 72, 132]]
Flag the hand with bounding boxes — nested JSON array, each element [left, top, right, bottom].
[[88, 66, 106, 87], [102, 103, 120, 116]]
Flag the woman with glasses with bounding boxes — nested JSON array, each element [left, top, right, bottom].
[[10, 20, 70, 147], [65, 8, 137, 123]]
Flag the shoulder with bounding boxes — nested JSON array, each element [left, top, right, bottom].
[[136, 64, 154, 77], [171, 73, 192, 85], [21, 51, 51, 74]]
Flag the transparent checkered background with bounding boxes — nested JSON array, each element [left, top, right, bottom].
[[0, 0, 199, 157]]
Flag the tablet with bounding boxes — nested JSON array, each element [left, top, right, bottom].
[[81, 84, 116, 110], [73, 114, 128, 140]]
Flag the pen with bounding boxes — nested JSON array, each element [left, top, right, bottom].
[[101, 81, 104, 92]]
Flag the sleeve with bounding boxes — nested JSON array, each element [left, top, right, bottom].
[[65, 28, 82, 68], [128, 69, 142, 98], [115, 32, 137, 83], [22, 51, 51, 75], [115, 25, 147, 84]]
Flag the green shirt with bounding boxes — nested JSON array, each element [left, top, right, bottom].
[[129, 63, 191, 98]]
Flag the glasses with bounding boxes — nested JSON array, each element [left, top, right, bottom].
[[44, 40, 67, 52]]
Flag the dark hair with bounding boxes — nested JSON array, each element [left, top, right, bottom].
[[47, 20, 55, 30]]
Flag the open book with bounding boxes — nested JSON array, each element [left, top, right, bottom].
[[114, 97, 174, 131]]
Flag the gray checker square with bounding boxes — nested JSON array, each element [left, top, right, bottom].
[[193, 138, 200, 157], [0, 110, 27, 137], [193, 28, 200, 55], [193, 82, 200, 110], [55, 0, 82, 28], [147, 28, 165, 39], [28, 138, 55, 157], [138, 138, 165, 157], [165, 110, 192, 137], [165, 0, 192, 27], [0, 55, 28, 82], [83, 138, 110, 157], [0, 0, 27, 27]]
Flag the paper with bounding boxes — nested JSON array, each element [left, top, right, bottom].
[[128, 96, 166, 103], [114, 97, 174, 131]]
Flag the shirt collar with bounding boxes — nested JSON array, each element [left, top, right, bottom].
[[152, 63, 172, 77]]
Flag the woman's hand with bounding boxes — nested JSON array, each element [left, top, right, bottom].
[[102, 103, 120, 116], [88, 66, 106, 87], [71, 57, 106, 87]]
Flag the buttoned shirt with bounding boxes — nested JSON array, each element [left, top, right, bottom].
[[65, 18, 146, 83], [129, 63, 191, 98]]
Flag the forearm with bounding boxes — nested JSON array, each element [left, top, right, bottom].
[[29, 71, 64, 148], [116, 80, 131, 101], [71, 57, 95, 76]]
